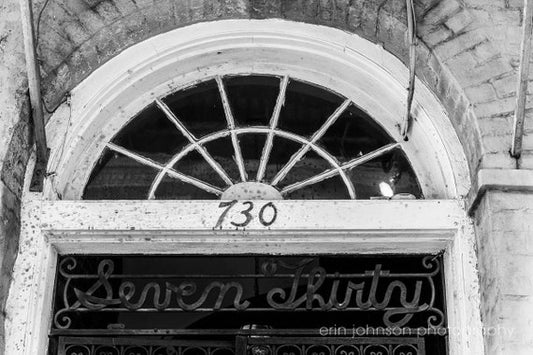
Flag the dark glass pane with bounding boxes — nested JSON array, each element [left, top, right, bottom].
[[155, 175, 218, 200], [112, 103, 188, 163], [203, 136, 239, 182], [238, 133, 267, 178], [349, 149, 422, 199], [171, 150, 227, 188], [162, 79, 227, 138], [275, 151, 330, 189], [262, 136, 303, 182], [83, 148, 158, 199], [225, 75, 280, 126], [317, 103, 393, 163], [278, 79, 345, 138], [285, 175, 347, 199]]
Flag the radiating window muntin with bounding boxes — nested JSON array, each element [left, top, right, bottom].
[[84, 75, 421, 200]]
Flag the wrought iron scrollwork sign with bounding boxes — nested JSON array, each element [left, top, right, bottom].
[[54, 256, 444, 330]]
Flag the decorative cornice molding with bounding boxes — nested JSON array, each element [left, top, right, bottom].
[[467, 168, 533, 215]]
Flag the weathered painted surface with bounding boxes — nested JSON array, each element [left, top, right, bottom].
[[40, 199, 463, 232], [0, 0, 31, 352], [6, 198, 483, 354]]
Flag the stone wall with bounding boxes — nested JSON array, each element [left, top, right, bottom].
[[0, 0, 532, 354]]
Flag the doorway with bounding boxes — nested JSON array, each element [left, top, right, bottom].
[[49, 255, 446, 355]]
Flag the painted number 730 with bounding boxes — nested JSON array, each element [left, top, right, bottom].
[[214, 200, 278, 228]]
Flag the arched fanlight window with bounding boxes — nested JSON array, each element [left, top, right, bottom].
[[84, 75, 421, 200]]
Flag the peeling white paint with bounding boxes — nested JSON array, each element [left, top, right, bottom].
[[5, 199, 485, 354]]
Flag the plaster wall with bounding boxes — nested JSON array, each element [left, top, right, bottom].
[[0, 0, 31, 352]]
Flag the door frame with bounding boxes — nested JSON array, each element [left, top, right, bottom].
[[6, 198, 483, 354]]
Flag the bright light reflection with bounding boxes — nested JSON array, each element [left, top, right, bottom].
[[379, 182, 394, 197]]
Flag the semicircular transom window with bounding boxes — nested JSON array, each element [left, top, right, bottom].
[[83, 75, 422, 200]]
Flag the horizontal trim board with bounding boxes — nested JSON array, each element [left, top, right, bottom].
[[36, 199, 464, 232], [49, 230, 453, 254]]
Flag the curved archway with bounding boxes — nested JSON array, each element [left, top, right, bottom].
[[42, 19, 470, 201], [5, 19, 486, 355]]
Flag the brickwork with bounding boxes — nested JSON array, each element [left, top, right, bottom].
[[475, 191, 533, 354], [416, 0, 533, 169], [0, 1, 533, 354], [462, 0, 533, 169], [29, 0, 533, 178]]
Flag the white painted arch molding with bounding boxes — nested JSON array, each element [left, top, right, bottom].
[[44, 19, 470, 200]]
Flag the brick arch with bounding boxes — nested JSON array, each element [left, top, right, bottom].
[[34, 0, 515, 181], [38, 20, 470, 200]]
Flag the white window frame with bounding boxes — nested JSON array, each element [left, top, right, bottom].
[[41, 20, 469, 201], [6, 20, 484, 355]]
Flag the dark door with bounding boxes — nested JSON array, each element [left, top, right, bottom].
[[57, 335, 425, 355], [51, 255, 445, 355]]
